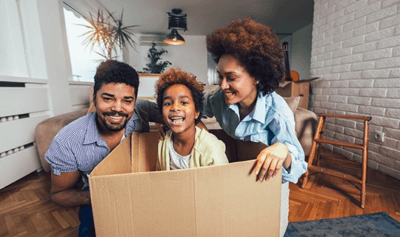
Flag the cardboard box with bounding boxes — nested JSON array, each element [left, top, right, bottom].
[[276, 78, 319, 110], [276, 81, 309, 109], [89, 130, 281, 237]]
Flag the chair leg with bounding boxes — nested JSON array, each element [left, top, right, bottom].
[[316, 118, 325, 167], [361, 153, 367, 208], [316, 144, 322, 167], [360, 120, 370, 208], [302, 116, 325, 188]]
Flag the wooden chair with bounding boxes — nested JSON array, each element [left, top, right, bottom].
[[301, 114, 372, 208]]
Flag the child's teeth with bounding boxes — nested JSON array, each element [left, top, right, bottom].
[[171, 117, 184, 124]]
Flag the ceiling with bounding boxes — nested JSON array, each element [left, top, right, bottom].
[[99, 0, 315, 37]]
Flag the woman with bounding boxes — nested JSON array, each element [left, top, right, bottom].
[[204, 17, 307, 183], [203, 18, 307, 236]]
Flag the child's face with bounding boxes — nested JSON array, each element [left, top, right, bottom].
[[162, 84, 200, 135]]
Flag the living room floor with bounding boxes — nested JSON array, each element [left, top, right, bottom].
[[0, 148, 399, 236], [289, 149, 400, 223]]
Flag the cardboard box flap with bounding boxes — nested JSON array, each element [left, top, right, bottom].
[[90, 159, 281, 237], [90, 135, 132, 177]]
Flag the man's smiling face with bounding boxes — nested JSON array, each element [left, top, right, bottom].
[[94, 82, 136, 133]]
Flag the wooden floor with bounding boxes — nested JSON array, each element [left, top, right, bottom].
[[1, 148, 399, 236]]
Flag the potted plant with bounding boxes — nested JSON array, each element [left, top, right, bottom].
[[142, 43, 172, 74], [76, 7, 137, 60]]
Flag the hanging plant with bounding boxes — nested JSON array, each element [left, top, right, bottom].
[[74, 7, 138, 60], [142, 43, 172, 74]]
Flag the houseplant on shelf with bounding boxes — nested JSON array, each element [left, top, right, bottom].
[[142, 43, 172, 74], [76, 8, 137, 60]]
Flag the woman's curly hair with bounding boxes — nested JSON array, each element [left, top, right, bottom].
[[206, 18, 284, 95], [155, 68, 204, 124]]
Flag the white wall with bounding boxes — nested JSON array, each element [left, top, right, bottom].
[[130, 34, 208, 85], [291, 24, 313, 80], [36, 0, 74, 115], [311, 0, 400, 180]]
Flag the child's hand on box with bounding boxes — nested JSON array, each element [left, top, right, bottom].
[[253, 142, 292, 182]]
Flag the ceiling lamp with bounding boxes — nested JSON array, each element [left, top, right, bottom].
[[164, 8, 187, 45]]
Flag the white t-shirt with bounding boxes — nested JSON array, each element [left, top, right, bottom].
[[168, 139, 191, 170]]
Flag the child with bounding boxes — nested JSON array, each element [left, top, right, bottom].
[[155, 68, 228, 170]]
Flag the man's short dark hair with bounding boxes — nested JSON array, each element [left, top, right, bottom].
[[93, 60, 139, 98]]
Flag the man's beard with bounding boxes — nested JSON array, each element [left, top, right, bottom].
[[98, 111, 130, 132]]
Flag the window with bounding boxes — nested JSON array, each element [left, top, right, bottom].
[[63, 5, 122, 82]]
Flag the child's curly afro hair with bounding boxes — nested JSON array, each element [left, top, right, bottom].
[[206, 18, 285, 95]]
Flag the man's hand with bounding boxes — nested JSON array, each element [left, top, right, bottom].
[[253, 142, 292, 182]]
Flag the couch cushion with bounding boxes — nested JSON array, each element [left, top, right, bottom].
[[283, 96, 301, 113], [35, 108, 88, 172]]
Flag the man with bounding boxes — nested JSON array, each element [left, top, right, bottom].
[[45, 60, 163, 236]]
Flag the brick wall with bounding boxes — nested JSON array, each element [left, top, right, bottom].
[[310, 0, 400, 180]]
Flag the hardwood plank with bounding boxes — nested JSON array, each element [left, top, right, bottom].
[[13, 231, 29, 237], [314, 201, 327, 220], [0, 215, 10, 236], [52, 211, 71, 229], [307, 201, 320, 220], [42, 211, 62, 230], [30, 213, 47, 232], [60, 210, 79, 227], [12, 215, 28, 235], [19, 214, 36, 235], [4, 215, 16, 236], [40, 227, 78, 237]]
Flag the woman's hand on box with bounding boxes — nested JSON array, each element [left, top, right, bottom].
[[253, 142, 292, 182]]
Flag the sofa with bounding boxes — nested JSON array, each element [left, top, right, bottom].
[[35, 94, 317, 173]]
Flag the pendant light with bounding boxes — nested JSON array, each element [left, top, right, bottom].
[[164, 9, 187, 45]]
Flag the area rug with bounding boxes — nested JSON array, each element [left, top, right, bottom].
[[284, 212, 400, 236]]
